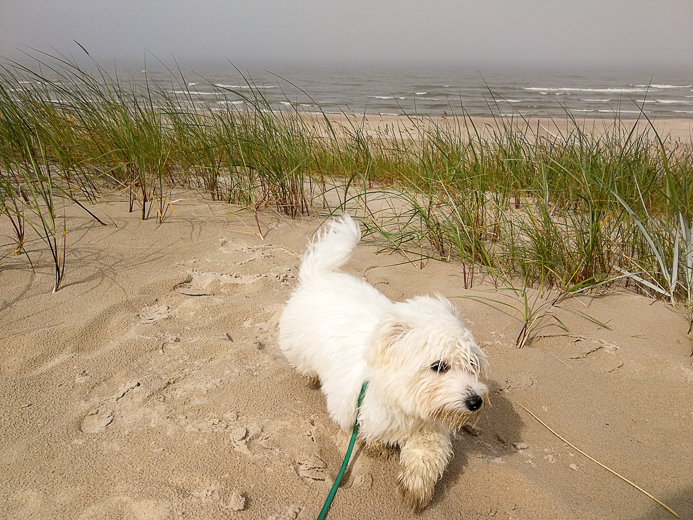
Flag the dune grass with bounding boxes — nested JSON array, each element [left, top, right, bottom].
[[1, 54, 692, 314]]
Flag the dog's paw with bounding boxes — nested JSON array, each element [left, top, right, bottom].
[[396, 472, 434, 513]]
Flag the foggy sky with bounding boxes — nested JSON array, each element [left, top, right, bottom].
[[1, 0, 692, 70]]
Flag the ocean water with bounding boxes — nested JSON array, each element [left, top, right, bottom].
[[34, 62, 693, 120]]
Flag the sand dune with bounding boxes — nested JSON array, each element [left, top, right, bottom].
[[1, 195, 691, 519]]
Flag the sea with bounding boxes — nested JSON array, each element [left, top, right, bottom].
[[27, 61, 693, 120]]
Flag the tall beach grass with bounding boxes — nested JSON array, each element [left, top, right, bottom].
[[1, 53, 691, 312]]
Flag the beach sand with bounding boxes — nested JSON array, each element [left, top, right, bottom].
[[1, 178, 692, 517], [313, 114, 693, 144]]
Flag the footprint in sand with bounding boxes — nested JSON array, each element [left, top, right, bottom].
[[296, 455, 328, 482], [80, 408, 114, 433], [138, 304, 171, 324], [80, 381, 144, 434]]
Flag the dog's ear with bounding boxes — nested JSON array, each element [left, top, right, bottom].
[[368, 320, 410, 367], [475, 349, 490, 379]]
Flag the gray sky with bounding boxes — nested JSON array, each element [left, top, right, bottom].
[[1, 0, 692, 70]]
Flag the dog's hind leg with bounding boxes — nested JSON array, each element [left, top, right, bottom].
[[396, 425, 452, 512]]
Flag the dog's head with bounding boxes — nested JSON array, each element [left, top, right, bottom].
[[368, 295, 489, 430]]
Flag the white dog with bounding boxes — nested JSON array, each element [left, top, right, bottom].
[[279, 214, 489, 512]]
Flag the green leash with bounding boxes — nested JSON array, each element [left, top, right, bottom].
[[316, 381, 368, 520]]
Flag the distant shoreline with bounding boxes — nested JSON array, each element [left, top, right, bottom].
[[303, 113, 693, 143]]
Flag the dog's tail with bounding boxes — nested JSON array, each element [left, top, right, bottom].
[[299, 214, 361, 279]]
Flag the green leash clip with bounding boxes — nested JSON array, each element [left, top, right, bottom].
[[317, 381, 368, 520]]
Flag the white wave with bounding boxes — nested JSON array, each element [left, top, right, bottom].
[[217, 100, 244, 105], [636, 99, 692, 105], [179, 90, 221, 98], [597, 109, 641, 114], [581, 98, 611, 103], [370, 95, 407, 100], [524, 86, 648, 94], [213, 83, 275, 89], [415, 91, 427, 95], [168, 90, 216, 96], [635, 84, 692, 89]]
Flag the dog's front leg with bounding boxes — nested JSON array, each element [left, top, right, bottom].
[[396, 425, 452, 512]]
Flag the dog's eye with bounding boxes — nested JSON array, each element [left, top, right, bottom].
[[430, 361, 450, 373]]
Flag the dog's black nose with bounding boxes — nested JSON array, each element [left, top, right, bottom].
[[465, 394, 483, 411]]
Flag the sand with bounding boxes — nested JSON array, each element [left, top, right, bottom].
[[1, 187, 692, 519], [315, 114, 693, 144]]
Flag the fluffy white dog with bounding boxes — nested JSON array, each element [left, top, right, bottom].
[[279, 214, 489, 512]]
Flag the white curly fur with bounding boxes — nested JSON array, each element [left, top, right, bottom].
[[278, 214, 489, 512]]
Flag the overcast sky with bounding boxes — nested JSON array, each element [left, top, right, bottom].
[[1, 0, 692, 70]]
